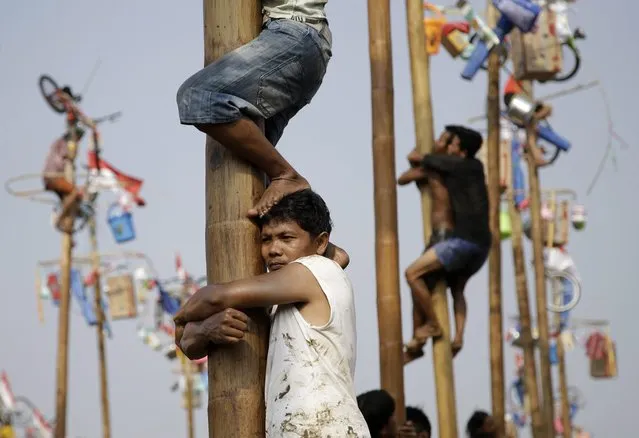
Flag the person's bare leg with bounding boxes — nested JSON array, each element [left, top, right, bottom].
[[404, 248, 444, 349], [450, 276, 469, 357], [404, 300, 426, 364], [397, 166, 428, 186], [195, 118, 310, 217]]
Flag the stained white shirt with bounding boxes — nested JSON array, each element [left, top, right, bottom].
[[265, 255, 370, 437]]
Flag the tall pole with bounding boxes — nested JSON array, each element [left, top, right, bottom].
[[367, 0, 406, 418], [54, 116, 78, 438], [179, 350, 195, 438], [405, 1, 457, 436], [508, 193, 544, 438], [524, 109, 555, 434], [486, 3, 505, 435], [203, 1, 269, 437], [548, 196, 571, 438], [88, 215, 111, 438]]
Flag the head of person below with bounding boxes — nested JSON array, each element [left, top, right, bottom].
[[174, 188, 370, 437]]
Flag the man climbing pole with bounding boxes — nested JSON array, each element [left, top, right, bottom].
[[174, 190, 367, 436], [397, 126, 491, 361], [42, 126, 85, 232], [176, 0, 332, 218]]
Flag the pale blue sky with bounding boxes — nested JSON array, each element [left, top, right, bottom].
[[0, 1, 637, 437]]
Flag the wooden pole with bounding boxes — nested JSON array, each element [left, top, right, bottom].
[[507, 193, 544, 438], [524, 111, 555, 434], [405, 1, 457, 436], [367, 0, 406, 418], [54, 118, 78, 438], [88, 215, 111, 438], [180, 351, 195, 438], [203, 1, 269, 437], [486, 3, 505, 435], [548, 196, 571, 438]]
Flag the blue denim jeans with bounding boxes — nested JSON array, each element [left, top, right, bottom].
[[433, 237, 489, 276], [176, 18, 332, 147]]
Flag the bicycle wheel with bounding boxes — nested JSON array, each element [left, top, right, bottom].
[[38, 75, 66, 114], [546, 269, 582, 313], [10, 397, 35, 427], [553, 42, 581, 82]]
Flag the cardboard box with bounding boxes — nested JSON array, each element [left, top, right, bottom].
[[106, 274, 137, 320], [509, 9, 563, 81]]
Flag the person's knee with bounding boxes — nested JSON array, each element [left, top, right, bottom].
[[405, 266, 422, 285]]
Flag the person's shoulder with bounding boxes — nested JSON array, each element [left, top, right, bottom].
[[292, 255, 344, 276], [291, 255, 353, 298]]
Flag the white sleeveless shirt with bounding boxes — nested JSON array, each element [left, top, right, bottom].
[[265, 255, 370, 437]]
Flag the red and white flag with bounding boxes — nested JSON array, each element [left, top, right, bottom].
[[87, 151, 146, 209], [0, 371, 15, 410]]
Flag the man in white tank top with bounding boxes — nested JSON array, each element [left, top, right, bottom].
[[176, 1, 332, 219], [174, 189, 370, 437]]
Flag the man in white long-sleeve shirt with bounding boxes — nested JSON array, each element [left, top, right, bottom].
[[174, 189, 370, 437]]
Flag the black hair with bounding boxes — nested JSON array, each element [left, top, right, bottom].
[[357, 389, 395, 438], [407, 406, 431, 435], [466, 410, 494, 438], [445, 125, 483, 158], [257, 189, 333, 237]]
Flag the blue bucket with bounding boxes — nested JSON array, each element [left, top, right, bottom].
[[107, 203, 136, 244], [492, 0, 541, 33]]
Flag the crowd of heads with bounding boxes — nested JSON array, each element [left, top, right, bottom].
[[357, 388, 508, 438]]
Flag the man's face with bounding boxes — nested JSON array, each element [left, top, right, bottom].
[[436, 130, 452, 151], [446, 133, 465, 157], [260, 220, 327, 272]]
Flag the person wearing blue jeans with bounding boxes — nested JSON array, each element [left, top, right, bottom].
[[397, 126, 491, 360], [176, 1, 332, 218]]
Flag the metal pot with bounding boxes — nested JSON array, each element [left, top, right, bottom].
[[507, 94, 536, 125]]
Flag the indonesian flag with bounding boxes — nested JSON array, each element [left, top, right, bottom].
[[0, 371, 15, 410], [28, 408, 53, 438], [87, 151, 146, 209]]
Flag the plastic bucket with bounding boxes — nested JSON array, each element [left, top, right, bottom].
[[107, 202, 136, 244]]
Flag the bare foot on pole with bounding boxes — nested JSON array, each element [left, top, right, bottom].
[[451, 338, 463, 357], [397, 167, 427, 186], [414, 323, 442, 342], [403, 344, 425, 365], [247, 174, 310, 218]]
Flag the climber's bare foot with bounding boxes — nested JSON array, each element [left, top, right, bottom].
[[397, 167, 427, 186], [407, 149, 424, 167], [414, 323, 442, 342], [452, 338, 463, 357], [247, 174, 310, 218], [403, 345, 425, 365]]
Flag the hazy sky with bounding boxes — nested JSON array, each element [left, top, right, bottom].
[[1, 1, 637, 437]]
